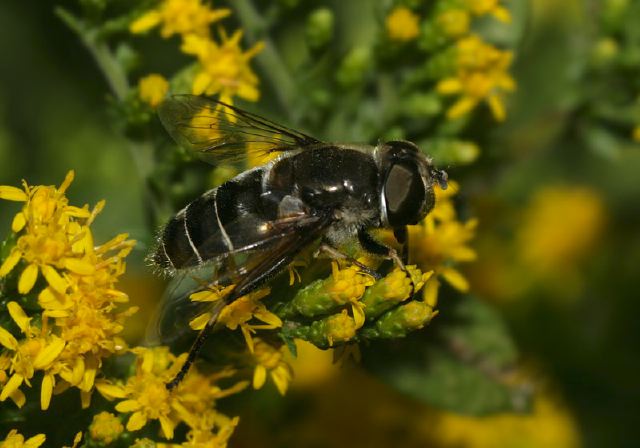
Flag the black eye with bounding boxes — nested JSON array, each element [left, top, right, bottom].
[[384, 162, 426, 226]]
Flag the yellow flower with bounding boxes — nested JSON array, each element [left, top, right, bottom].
[[182, 30, 264, 103], [0, 302, 66, 410], [0, 172, 135, 409], [465, 0, 512, 23], [251, 338, 292, 395], [130, 0, 231, 38], [437, 9, 471, 38], [326, 262, 375, 328], [139, 74, 169, 108], [89, 412, 124, 445], [408, 182, 477, 303], [324, 310, 357, 346], [97, 347, 244, 442], [157, 413, 240, 448], [0, 430, 46, 448], [386, 7, 420, 42], [437, 35, 516, 121], [216, 288, 281, 352], [190, 287, 280, 352]]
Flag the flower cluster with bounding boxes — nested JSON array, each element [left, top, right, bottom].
[[0, 172, 136, 410], [95, 346, 246, 443], [130, 0, 263, 107], [385, 0, 515, 122], [408, 182, 477, 302]]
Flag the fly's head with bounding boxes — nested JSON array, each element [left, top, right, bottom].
[[376, 140, 448, 227]]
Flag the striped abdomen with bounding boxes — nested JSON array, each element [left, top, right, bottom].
[[152, 168, 278, 271]]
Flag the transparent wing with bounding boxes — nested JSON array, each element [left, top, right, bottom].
[[158, 95, 321, 164], [147, 211, 332, 345]]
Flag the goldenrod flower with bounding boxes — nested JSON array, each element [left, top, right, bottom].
[[89, 412, 124, 445], [189, 287, 281, 352], [0, 429, 46, 448], [139, 73, 170, 108], [409, 182, 477, 303], [324, 310, 357, 346], [130, 0, 231, 38], [282, 262, 374, 327], [97, 346, 245, 442], [182, 30, 264, 103], [386, 7, 420, 42], [437, 9, 471, 38], [361, 266, 433, 319], [0, 172, 135, 409], [251, 338, 292, 395], [437, 35, 516, 121]]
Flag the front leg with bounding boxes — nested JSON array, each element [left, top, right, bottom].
[[358, 229, 415, 296], [393, 226, 409, 264], [315, 241, 382, 280]]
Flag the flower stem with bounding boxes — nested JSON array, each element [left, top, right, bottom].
[[55, 7, 129, 100], [232, 0, 296, 112]]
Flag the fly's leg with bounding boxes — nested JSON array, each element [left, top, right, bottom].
[[314, 243, 382, 280], [393, 226, 409, 265], [358, 229, 415, 297]]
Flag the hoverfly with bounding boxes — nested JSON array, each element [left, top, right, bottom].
[[152, 95, 448, 389]]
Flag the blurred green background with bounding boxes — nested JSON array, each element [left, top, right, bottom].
[[1, 1, 639, 447]]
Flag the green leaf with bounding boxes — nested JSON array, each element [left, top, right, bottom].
[[361, 295, 531, 415]]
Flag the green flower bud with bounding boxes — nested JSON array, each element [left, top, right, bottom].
[[279, 263, 374, 319], [361, 267, 430, 319], [361, 301, 436, 339], [306, 8, 334, 49], [336, 46, 372, 87], [286, 310, 356, 348], [403, 92, 443, 118]]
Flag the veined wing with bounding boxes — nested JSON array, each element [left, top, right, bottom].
[[148, 210, 333, 345], [158, 95, 321, 164]]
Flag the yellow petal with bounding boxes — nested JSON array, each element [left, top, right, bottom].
[[41, 374, 54, 410], [0, 185, 28, 201], [18, 263, 39, 294], [63, 258, 95, 275], [254, 309, 282, 328], [422, 278, 440, 308], [7, 302, 30, 333], [253, 365, 267, 389], [11, 212, 26, 232], [24, 433, 46, 448], [271, 366, 291, 396], [159, 416, 175, 440], [116, 399, 143, 413], [190, 289, 223, 302], [81, 390, 92, 409], [33, 337, 65, 369], [0, 326, 18, 350], [0, 249, 22, 277], [189, 312, 211, 330], [130, 10, 162, 34], [95, 381, 127, 399], [58, 170, 75, 195], [9, 388, 26, 408], [126, 411, 147, 431], [192, 71, 212, 96], [436, 78, 463, 94], [0, 373, 24, 401], [447, 97, 479, 120], [351, 302, 366, 329], [41, 265, 67, 294], [440, 267, 469, 292]]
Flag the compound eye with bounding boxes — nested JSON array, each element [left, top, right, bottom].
[[384, 162, 426, 226]]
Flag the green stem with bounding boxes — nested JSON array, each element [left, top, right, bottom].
[[55, 7, 129, 100], [232, 0, 296, 112]]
